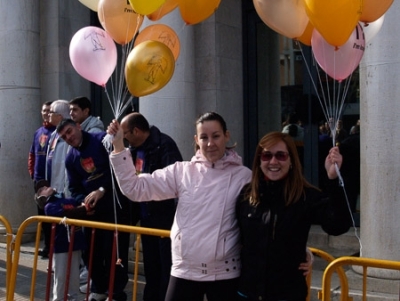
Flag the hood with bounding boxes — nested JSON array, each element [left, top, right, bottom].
[[191, 149, 244, 169], [80, 116, 104, 132]]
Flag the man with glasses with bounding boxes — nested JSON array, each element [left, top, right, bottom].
[[28, 100, 55, 259], [46, 100, 72, 197]]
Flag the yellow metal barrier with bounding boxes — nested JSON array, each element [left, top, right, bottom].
[[322, 256, 400, 301], [307, 247, 350, 301], [12, 216, 393, 301], [7, 215, 170, 301], [0, 215, 13, 294]]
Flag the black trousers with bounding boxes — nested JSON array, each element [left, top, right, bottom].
[[165, 276, 239, 301], [84, 228, 130, 296]]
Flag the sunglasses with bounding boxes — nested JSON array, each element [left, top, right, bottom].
[[260, 151, 289, 162]]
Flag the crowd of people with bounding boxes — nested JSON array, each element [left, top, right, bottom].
[[29, 105, 353, 301]]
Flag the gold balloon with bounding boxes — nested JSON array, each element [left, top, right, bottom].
[[147, 0, 179, 21], [135, 24, 180, 61], [125, 40, 175, 97], [98, 0, 143, 45], [129, 0, 165, 16]]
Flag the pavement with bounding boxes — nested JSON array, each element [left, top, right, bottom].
[[0, 240, 145, 301]]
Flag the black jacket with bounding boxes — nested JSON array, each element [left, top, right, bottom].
[[129, 126, 183, 229], [236, 178, 351, 301]]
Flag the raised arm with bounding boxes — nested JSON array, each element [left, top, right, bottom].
[[325, 146, 343, 179], [107, 119, 125, 153]]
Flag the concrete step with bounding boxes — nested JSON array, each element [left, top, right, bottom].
[[307, 225, 361, 252]]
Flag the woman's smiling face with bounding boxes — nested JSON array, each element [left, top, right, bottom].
[[260, 141, 291, 181]]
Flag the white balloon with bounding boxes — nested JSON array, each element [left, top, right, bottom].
[[361, 14, 385, 44], [78, 0, 99, 12]]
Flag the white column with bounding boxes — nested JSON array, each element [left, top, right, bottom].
[[0, 1, 40, 237], [140, 0, 244, 160], [358, 0, 400, 278]]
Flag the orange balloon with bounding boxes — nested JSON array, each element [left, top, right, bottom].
[[125, 40, 175, 97], [305, 0, 362, 47], [360, 0, 393, 23], [253, 0, 309, 39], [98, 0, 144, 45], [297, 22, 314, 46], [178, 0, 221, 25], [134, 24, 180, 61], [147, 0, 179, 21]]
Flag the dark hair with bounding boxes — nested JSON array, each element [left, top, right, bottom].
[[246, 132, 317, 207], [56, 118, 77, 133], [124, 112, 150, 132], [69, 96, 92, 115], [43, 101, 53, 106], [194, 112, 235, 152], [196, 112, 228, 133]]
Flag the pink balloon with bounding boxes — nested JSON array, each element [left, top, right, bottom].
[[69, 26, 117, 86], [311, 23, 365, 82]]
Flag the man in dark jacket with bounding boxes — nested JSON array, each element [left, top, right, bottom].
[[120, 112, 183, 301], [57, 119, 131, 301], [28, 100, 55, 258]]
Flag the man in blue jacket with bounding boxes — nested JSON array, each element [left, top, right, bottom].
[[28, 100, 55, 258], [57, 119, 130, 301]]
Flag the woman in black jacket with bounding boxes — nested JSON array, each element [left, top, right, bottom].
[[236, 132, 352, 301]]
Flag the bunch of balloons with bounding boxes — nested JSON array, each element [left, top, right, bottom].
[[253, 0, 393, 82], [71, 0, 222, 97], [79, 0, 221, 25]]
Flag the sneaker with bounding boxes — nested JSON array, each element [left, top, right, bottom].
[[38, 249, 49, 259], [105, 291, 127, 301], [80, 280, 91, 294], [87, 293, 107, 301], [79, 267, 89, 284]]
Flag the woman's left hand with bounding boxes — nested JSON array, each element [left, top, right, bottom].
[[299, 248, 314, 276], [325, 146, 343, 179]]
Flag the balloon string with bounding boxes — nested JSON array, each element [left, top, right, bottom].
[[297, 41, 361, 254], [335, 163, 363, 256], [101, 135, 124, 265]]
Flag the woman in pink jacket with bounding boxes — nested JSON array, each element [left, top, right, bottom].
[[107, 112, 252, 301]]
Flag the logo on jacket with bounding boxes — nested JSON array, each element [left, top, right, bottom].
[[81, 157, 96, 173], [39, 134, 48, 149], [135, 150, 145, 175]]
